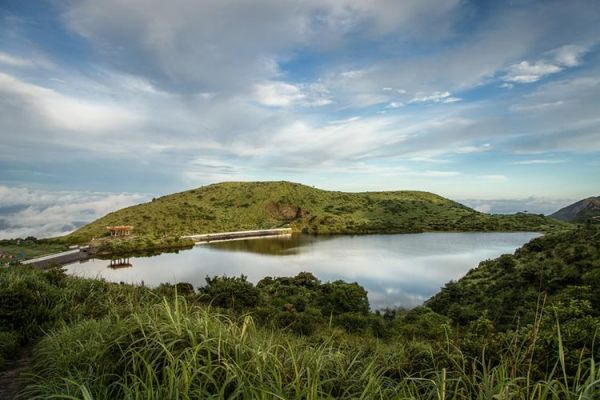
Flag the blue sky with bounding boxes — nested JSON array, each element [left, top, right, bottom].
[[0, 0, 599, 237]]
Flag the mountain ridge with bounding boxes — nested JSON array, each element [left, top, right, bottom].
[[550, 196, 600, 222]]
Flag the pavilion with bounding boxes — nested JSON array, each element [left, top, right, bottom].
[[107, 225, 134, 237]]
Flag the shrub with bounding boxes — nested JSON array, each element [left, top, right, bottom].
[[394, 307, 450, 341], [197, 275, 260, 310], [319, 280, 369, 315], [333, 312, 371, 334]]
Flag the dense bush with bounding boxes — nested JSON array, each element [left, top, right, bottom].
[[394, 306, 451, 341], [197, 275, 260, 310], [428, 226, 600, 327], [319, 280, 370, 316]]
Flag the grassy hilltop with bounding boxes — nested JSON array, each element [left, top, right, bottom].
[[67, 181, 566, 244]]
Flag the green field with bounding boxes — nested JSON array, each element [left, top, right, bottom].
[[67, 181, 567, 245], [1, 226, 599, 398]]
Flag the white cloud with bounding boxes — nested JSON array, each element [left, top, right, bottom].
[[0, 72, 140, 133], [503, 75, 600, 153], [503, 44, 587, 84], [0, 52, 35, 68], [408, 91, 461, 104], [253, 81, 304, 107], [409, 91, 450, 103], [503, 61, 563, 83], [385, 101, 404, 108], [328, 116, 360, 125], [253, 81, 331, 107], [64, 0, 465, 93], [0, 52, 55, 69], [442, 96, 461, 103], [455, 144, 492, 154], [512, 159, 566, 165], [510, 100, 565, 112], [0, 186, 146, 239], [460, 196, 579, 215], [0, 0, 598, 201], [473, 203, 492, 213], [549, 45, 587, 67]]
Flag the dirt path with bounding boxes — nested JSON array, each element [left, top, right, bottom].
[[0, 347, 32, 400]]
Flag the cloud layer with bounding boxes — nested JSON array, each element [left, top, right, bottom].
[[0, 0, 599, 237], [0, 186, 146, 239]]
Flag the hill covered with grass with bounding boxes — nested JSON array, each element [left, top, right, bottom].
[[67, 181, 566, 244]]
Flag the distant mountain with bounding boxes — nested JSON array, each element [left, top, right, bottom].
[[550, 196, 600, 222], [67, 181, 567, 243]]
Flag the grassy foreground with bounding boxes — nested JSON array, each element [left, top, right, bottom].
[[1, 226, 599, 398], [67, 181, 567, 244]]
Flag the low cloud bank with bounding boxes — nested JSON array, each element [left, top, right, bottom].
[[0, 186, 146, 239], [459, 197, 576, 215]]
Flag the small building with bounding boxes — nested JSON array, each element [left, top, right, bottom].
[[107, 225, 134, 237]]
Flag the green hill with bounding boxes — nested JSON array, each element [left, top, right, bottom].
[[550, 196, 600, 222], [68, 181, 566, 243]]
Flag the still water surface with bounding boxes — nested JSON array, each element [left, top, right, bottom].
[[64, 232, 540, 309]]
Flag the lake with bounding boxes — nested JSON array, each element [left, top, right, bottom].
[[64, 232, 540, 309]]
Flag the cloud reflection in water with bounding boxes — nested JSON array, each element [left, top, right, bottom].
[[65, 232, 540, 309]]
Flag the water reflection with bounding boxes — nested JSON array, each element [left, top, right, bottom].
[[108, 257, 133, 269], [205, 234, 328, 256], [65, 232, 540, 309]]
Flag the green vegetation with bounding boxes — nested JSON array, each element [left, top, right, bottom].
[[427, 225, 600, 375], [0, 237, 68, 262], [1, 226, 599, 398], [91, 235, 195, 256], [428, 225, 600, 330], [67, 181, 567, 245]]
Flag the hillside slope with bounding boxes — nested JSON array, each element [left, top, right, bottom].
[[427, 225, 600, 330], [550, 196, 600, 222], [68, 181, 566, 242]]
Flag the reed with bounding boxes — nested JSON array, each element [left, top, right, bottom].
[[20, 296, 600, 399]]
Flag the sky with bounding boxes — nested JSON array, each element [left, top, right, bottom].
[[0, 0, 599, 238]]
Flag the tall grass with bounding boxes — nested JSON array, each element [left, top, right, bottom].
[[20, 296, 600, 399]]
